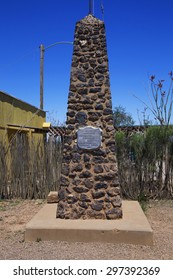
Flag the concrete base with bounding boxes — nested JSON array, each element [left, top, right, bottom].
[[25, 201, 153, 246]]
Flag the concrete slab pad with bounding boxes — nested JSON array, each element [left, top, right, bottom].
[[25, 201, 153, 245]]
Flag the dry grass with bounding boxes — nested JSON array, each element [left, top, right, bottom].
[[0, 199, 173, 260]]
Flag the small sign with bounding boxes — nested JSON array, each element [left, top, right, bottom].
[[77, 126, 102, 150]]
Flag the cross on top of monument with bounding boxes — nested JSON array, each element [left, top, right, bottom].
[[89, 0, 94, 15]]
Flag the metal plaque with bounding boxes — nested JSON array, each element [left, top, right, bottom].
[[77, 126, 102, 150]]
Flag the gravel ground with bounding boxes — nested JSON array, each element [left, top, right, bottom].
[[0, 199, 173, 260]]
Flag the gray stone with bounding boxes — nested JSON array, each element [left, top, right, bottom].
[[86, 209, 105, 219], [83, 63, 89, 70], [79, 171, 92, 178], [98, 92, 105, 98], [66, 125, 74, 131], [83, 154, 90, 162], [88, 78, 95, 87], [89, 87, 101, 93], [111, 196, 122, 207], [106, 100, 112, 108], [97, 59, 103, 64], [70, 84, 77, 91], [107, 187, 121, 197], [91, 201, 103, 211], [103, 165, 110, 172], [105, 140, 115, 146], [68, 91, 75, 97], [73, 186, 89, 193], [92, 191, 105, 199], [94, 165, 104, 174], [103, 108, 113, 115], [92, 149, 106, 157], [79, 201, 88, 209], [108, 145, 116, 153], [95, 104, 103, 110], [79, 194, 91, 202], [88, 69, 95, 78], [71, 164, 83, 172], [92, 156, 108, 164], [72, 153, 81, 163], [105, 208, 122, 219], [63, 144, 72, 152], [67, 111, 75, 118], [64, 136, 73, 145], [78, 88, 88, 95], [80, 57, 88, 63], [58, 189, 66, 200], [106, 126, 114, 132], [67, 118, 75, 125], [104, 172, 116, 180], [72, 179, 82, 186], [81, 97, 93, 104], [88, 112, 100, 121], [69, 173, 76, 179], [84, 179, 94, 189], [105, 78, 110, 86], [67, 194, 78, 204], [95, 82, 103, 87], [76, 83, 87, 88], [97, 65, 107, 74], [75, 112, 87, 124], [94, 182, 108, 190], [61, 165, 70, 176], [60, 176, 70, 186], [83, 104, 93, 110], [78, 74, 87, 82], [85, 163, 91, 170]]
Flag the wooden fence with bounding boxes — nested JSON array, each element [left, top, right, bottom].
[[0, 133, 62, 199]]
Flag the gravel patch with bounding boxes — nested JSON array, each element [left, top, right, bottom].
[[0, 199, 173, 260]]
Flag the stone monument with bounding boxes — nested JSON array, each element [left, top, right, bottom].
[[56, 13, 123, 220]]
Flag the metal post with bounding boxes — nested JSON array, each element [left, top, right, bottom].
[[89, 0, 93, 15], [40, 44, 44, 110], [39, 41, 73, 110]]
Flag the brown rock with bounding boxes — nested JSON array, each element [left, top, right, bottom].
[[47, 191, 58, 203]]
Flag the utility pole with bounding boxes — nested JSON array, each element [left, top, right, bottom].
[[40, 44, 44, 110], [39, 41, 73, 110]]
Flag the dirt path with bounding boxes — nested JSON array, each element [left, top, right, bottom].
[[0, 199, 173, 259]]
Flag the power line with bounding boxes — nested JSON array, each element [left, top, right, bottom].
[[0, 47, 39, 70], [101, 0, 104, 21]]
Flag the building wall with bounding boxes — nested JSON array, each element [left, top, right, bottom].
[[0, 91, 46, 141], [0, 91, 46, 181], [0, 91, 45, 127]]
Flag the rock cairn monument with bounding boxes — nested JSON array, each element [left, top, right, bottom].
[[56, 13, 123, 220]]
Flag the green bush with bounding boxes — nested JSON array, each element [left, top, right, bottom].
[[115, 126, 173, 200]]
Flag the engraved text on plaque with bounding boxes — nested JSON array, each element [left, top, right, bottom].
[[77, 126, 102, 150]]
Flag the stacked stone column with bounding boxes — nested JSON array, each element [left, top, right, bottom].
[[56, 14, 123, 220]]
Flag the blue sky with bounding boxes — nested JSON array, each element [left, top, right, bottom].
[[0, 0, 173, 125]]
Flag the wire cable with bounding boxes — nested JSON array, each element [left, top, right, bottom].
[[101, 0, 104, 21]]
